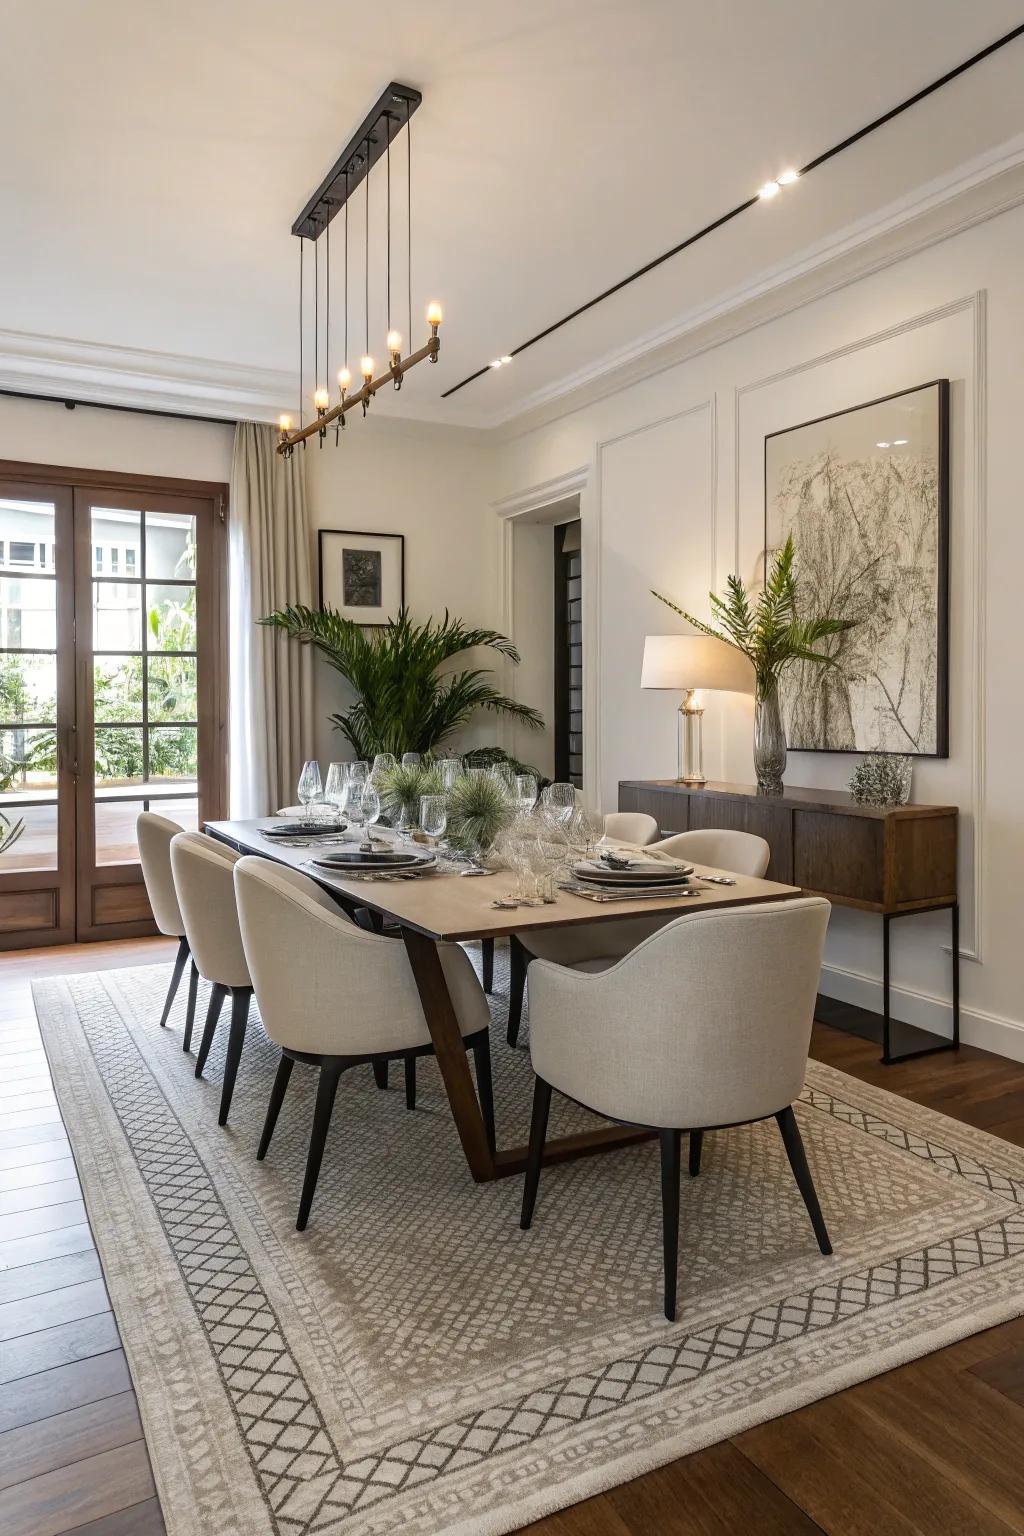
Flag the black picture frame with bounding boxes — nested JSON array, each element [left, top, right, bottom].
[[317, 529, 405, 624], [764, 378, 950, 758]]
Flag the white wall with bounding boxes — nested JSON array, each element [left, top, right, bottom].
[[0, 392, 233, 482], [491, 198, 1024, 1062], [302, 415, 508, 766]]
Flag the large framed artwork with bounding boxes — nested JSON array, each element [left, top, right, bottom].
[[764, 378, 950, 757], [318, 529, 404, 624]]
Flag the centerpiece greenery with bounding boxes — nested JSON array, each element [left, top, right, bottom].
[[653, 534, 855, 792], [260, 606, 543, 759], [374, 760, 444, 826], [444, 771, 517, 856]]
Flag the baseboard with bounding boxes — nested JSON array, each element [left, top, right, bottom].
[[819, 962, 1024, 1065]]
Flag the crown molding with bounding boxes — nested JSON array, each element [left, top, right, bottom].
[[0, 328, 291, 423], [492, 133, 1024, 439]]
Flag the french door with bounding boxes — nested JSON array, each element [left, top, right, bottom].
[[0, 462, 227, 948]]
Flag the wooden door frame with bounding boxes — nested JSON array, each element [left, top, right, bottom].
[[0, 459, 228, 947]]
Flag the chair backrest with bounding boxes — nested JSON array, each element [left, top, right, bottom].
[[233, 857, 487, 1055], [169, 833, 250, 988], [651, 827, 770, 877], [603, 811, 659, 847], [137, 812, 186, 937], [528, 896, 830, 1130]]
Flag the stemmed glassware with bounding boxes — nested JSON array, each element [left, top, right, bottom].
[[370, 753, 397, 782], [324, 762, 348, 816], [420, 794, 447, 844], [297, 761, 322, 817], [359, 782, 381, 848], [342, 776, 365, 831], [541, 781, 577, 827], [515, 774, 538, 815], [438, 757, 463, 792], [401, 752, 421, 768]]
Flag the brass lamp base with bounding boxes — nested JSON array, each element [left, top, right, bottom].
[[676, 691, 705, 784]]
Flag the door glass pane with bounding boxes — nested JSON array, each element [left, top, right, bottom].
[[1, 499, 55, 564], [0, 654, 57, 724], [148, 725, 197, 786], [0, 575, 57, 648], [0, 727, 58, 795], [90, 507, 141, 585], [145, 510, 196, 580], [94, 582, 142, 650], [0, 800, 57, 872], [95, 799, 142, 866], [94, 656, 144, 722], [94, 725, 144, 788], [145, 584, 196, 652], [147, 657, 198, 721], [154, 796, 199, 835]]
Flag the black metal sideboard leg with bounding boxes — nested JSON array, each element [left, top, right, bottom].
[[879, 903, 960, 1067], [881, 913, 892, 1064]]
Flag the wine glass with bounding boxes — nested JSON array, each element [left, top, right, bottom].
[[297, 760, 322, 816], [489, 761, 516, 796], [515, 774, 538, 813], [541, 781, 577, 826], [348, 760, 369, 783], [420, 794, 447, 843], [324, 762, 347, 813], [401, 751, 421, 768], [360, 782, 381, 846], [438, 756, 463, 791], [370, 753, 397, 782]]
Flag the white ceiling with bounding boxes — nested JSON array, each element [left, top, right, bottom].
[[2, 0, 1023, 427]]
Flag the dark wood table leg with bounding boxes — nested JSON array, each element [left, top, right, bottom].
[[402, 927, 497, 1182]]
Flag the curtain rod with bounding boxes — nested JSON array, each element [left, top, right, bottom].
[[0, 386, 234, 429], [441, 21, 1024, 398]]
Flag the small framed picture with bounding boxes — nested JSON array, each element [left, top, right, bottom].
[[318, 530, 405, 624]]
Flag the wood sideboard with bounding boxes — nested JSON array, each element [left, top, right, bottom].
[[618, 779, 960, 1063]]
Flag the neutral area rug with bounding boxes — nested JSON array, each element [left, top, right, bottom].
[[33, 949, 1024, 1536]]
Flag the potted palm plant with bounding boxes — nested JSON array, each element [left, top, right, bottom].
[[260, 606, 543, 758], [653, 535, 855, 793]]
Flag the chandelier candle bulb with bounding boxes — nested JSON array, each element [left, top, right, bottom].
[[314, 388, 330, 411], [337, 367, 351, 392], [777, 168, 800, 184], [427, 301, 443, 328]]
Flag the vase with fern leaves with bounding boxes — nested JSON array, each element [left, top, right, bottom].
[[259, 606, 543, 759], [652, 535, 855, 793]]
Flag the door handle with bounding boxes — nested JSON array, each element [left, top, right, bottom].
[[58, 725, 79, 777]]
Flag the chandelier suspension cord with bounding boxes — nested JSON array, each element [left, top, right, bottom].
[[406, 97, 412, 349], [298, 236, 304, 428], [325, 217, 330, 383], [314, 231, 319, 395], [344, 171, 349, 369], [365, 136, 370, 358], [386, 118, 391, 336]]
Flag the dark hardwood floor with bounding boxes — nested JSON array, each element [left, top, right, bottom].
[[3, 938, 1024, 1536]]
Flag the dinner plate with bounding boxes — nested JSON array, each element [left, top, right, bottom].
[[574, 859, 693, 882], [261, 820, 347, 837], [312, 850, 435, 871]]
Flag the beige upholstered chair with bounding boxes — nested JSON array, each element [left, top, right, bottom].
[[520, 896, 832, 1320], [505, 827, 772, 1047], [233, 857, 495, 1231], [169, 832, 253, 1127], [603, 811, 659, 846], [137, 812, 199, 1047]]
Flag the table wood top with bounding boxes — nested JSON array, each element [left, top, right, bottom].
[[205, 819, 804, 942]]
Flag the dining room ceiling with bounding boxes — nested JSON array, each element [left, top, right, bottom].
[[2, 0, 1023, 428]]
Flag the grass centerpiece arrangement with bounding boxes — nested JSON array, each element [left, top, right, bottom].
[[259, 606, 543, 759], [374, 761, 444, 827], [444, 773, 516, 857], [653, 534, 855, 793]]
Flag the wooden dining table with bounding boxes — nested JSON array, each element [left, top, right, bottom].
[[205, 819, 803, 1185]]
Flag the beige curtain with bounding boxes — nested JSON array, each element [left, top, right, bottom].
[[229, 422, 315, 817]]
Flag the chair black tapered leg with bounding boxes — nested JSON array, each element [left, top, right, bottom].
[[297, 1062, 343, 1232], [520, 1076, 552, 1230], [258, 1054, 295, 1160], [218, 988, 252, 1127], [182, 962, 199, 1053], [776, 1105, 832, 1255], [194, 984, 227, 1078], [481, 936, 495, 993], [371, 1060, 389, 1090], [471, 1033, 496, 1155], [158, 936, 190, 1028], [660, 1129, 682, 1322], [688, 1129, 703, 1177], [507, 936, 527, 1048], [404, 1055, 416, 1111]]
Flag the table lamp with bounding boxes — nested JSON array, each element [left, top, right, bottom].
[[640, 634, 754, 784]]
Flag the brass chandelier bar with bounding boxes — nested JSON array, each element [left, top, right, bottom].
[[276, 81, 443, 456]]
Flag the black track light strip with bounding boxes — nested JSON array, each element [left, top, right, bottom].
[[442, 22, 1024, 399]]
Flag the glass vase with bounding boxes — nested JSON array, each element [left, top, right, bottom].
[[753, 682, 787, 794]]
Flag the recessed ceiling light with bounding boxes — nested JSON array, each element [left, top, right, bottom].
[[777, 168, 800, 185], [500, 355, 513, 365], [758, 180, 781, 200], [876, 441, 890, 449], [893, 438, 908, 445]]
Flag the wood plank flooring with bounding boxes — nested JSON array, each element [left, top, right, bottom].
[[3, 936, 1024, 1536]]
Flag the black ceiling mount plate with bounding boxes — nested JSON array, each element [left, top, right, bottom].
[[291, 82, 422, 241]]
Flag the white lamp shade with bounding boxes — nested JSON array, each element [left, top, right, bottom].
[[640, 634, 754, 694]]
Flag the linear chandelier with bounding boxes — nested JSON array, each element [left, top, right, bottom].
[[277, 82, 443, 456]]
